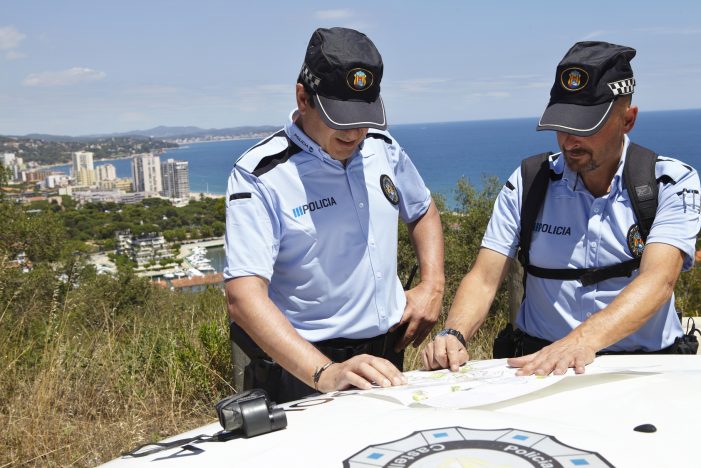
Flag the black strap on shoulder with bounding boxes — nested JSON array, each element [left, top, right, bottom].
[[517, 152, 553, 268], [522, 143, 659, 286], [623, 142, 658, 241]]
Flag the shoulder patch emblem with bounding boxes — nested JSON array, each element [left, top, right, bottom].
[[380, 174, 399, 205], [627, 224, 645, 258]]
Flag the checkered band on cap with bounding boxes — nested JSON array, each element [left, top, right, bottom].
[[300, 63, 321, 92], [608, 78, 635, 96]]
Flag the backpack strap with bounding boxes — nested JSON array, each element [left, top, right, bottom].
[[517, 152, 553, 268], [522, 143, 659, 286], [623, 142, 658, 242]]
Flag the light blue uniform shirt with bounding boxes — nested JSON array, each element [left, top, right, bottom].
[[224, 111, 431, 342], [483, 135, 701, 351]]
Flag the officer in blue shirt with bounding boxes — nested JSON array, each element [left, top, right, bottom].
[[423, 41, 701, 376], [225, 27, 444, 402]]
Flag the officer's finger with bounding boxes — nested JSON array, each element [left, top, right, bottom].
[[432, 336, 450, 369], [357, 358, 406, 387], [422, 343, 434, 370], [573, 354, 588, 374], [446, 337, 468, 372], [552, 357, 569, 375], [511, 353, 538, 376]]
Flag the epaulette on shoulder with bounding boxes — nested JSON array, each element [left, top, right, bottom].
[[365, 129, 393, 145], [655, 156, 695, 186], [235, 130, 302, 176]]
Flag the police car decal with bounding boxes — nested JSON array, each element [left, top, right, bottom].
[[380, 174, 399, 205], [626, 224, 645, 258], [344, 427, 613, 467]]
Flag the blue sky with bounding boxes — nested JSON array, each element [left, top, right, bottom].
[[2, 1, 700, 136]]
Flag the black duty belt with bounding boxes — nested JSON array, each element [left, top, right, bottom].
[[230, 321, 403, 363]]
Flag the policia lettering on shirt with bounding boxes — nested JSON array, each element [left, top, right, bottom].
[[224, 27, 444, 403], [533, 223, 571, 236], [423, 41, 701, 377]]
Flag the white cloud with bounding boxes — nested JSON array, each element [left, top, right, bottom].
[[0, 26, 25, 50], [581, 30, 606, 40], [5, 50, 26, 60], [22, 67, 107, 87], [314, 9, 354, 20]]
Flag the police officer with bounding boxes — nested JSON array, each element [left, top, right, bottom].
[[423, 41, 701, 376], [225, 27, 444, 402]]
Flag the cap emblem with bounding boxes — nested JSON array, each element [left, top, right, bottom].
[[561, 67, 589, 92], [347, 68, 373, 92]]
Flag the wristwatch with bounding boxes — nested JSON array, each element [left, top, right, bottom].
[[436, 328, 467, 347]]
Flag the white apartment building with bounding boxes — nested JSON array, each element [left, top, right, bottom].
[[2, 153, 25, 181], [72, 151, 96, 186], [131, 153, 162, 194], [115, 230, 172, 267], [96, 163, 117, 182], [161, 158, 189, 199]]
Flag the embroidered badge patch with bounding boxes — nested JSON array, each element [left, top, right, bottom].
[[627, 224, 645, 258], [560, 67, 589, 92], [380, 174, 399, 205], [347, 68, 373, 91]]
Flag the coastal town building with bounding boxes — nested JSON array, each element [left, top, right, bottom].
[[2, 152, 25, 181], [116, 230, 172, 267], [96, 163, 117, 182], [161, 158, 189, 200], [71, 190, 145, 205], [72, 151, 96, 186], [131, 153, 162, 194]]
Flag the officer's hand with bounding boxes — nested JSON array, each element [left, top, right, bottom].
[[507, 335, 596, 376], [393, 281, 443, 351], [316, 354, 408, 393], [422, 334, 468, 372]]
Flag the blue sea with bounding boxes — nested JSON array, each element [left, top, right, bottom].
[[54, 109, 701, 208]]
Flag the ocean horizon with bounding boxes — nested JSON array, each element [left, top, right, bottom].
[[52, 108, 701, 208]]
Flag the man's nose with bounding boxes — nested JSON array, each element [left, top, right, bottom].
[[339, 128, 364, 139], [558, 132, 581, 150]]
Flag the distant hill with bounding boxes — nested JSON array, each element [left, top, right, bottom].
[[7, 125, 278, 142], [87, 125, 279, 140]]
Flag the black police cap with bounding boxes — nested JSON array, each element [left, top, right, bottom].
[[537, 41, 636, 136], [299, 27, 387, 130]]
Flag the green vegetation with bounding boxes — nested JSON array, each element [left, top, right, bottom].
[[27, 196, 226, 248], [0, 135, 177, 166], [1, 175, 700, 466]]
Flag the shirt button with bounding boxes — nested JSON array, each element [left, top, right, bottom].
[[359, 202, 365, 208], [593, 207, 599, 213], [591, 242, 597, 248], [586, 312, 592, 317], [376, 272, 382, 279]]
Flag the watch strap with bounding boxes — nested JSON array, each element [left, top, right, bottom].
[[437, 328, 466, 347]]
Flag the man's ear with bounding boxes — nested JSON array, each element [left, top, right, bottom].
[[622, 104, 638, 134], [295, 84, 308, 114]]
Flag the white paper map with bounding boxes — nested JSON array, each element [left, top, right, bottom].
[[363, 359, 567, 409]]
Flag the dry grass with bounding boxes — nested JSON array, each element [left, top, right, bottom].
[[0, 263, 233, 467]]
